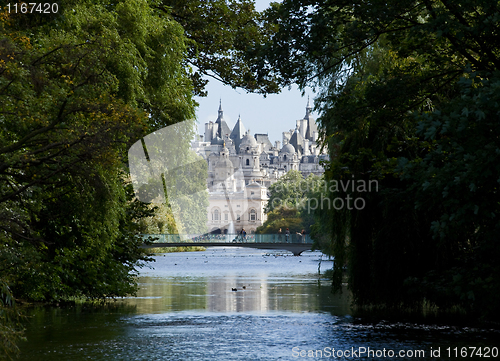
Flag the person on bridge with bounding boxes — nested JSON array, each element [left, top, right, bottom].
[[297, 229, 306, 243], [285, 228, 290, 243], [242, 229, 247, 242]]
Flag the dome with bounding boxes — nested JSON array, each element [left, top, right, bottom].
[[280, 143, 295, 154], [247, 181, 263, 188], [216, 157, 233, 169], [239, 132, 258, 148]]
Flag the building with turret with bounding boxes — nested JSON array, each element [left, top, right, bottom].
[[192, 100, 328, 234]]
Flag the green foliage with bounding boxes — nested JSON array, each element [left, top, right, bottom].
[[139, 203, 179, 234], [0, 0, 282, 355], [399, 72, 500, 318], [131, 122, 209, 234], [261, 0, 500, 320], [257, 171, 322, 234], [155, 0, 284, 95], [0, 0, 194, 302], [256, 207, 304, 234], [145, 245, 206, 254], [0, 281, 25, 360], [166, 150, 209, 234], [265, 170, 304, 212]]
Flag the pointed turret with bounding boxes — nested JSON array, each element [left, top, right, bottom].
[[289, 126, 304, 155], [305, 96, 312, 116], [304, 97, 318, 141], [215, 100, 231, 138], [218, 99, 223, 117], [230, 114, 246, 152]]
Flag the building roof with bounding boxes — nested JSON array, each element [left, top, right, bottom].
[[301, 155, 317, 163], [239, 131, 258, 149], [230, 114, 246, 150], [216, 157, 234, 169], [210, 136, 224, 145], [280, 143, 295, 154], [304, 98, 318, 141], [247, 181, 263, 188], [215, 101, 232, 138], [289, 128, 304, 155], [255, 133, 273, 151]]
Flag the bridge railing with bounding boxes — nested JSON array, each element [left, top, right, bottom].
[[142, 233, 313, 244]]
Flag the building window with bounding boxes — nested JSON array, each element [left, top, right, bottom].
[[283, 155, 287, 161], [213, 209, 219, 221], [236, 213, 241, 222], [250, 209, 256, 221], [246, 159, 250, 166], [224, 213, 228, 221]]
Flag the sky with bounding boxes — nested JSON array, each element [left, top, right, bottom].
[[194, 82, 315, 145], [194, 0, 316, 144]]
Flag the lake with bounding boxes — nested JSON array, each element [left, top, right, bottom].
[[18, 247, 499, 360]]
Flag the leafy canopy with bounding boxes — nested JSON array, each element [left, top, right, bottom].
[[258, 0, 500, 319], [0, 0, 194, 302]]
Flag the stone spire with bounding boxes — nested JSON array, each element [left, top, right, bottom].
[[230, 114, 247, 152], [289, 126, 304, 155], [306, 96, 312, 115], [218, 98, 223, 118], [215, 100, 231, 138], [304, 97, 318, 141]]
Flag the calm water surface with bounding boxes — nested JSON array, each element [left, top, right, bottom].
[[19, 248, 499, 360]]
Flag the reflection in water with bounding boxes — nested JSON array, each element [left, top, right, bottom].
[[118, 248, 349, 315], [130, 274, 350, 314], [17, 248, 498, 361]]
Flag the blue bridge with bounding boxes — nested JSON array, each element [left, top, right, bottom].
[[141, 233, 314, 256]]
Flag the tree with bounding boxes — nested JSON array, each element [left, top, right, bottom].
[[398, 72, 500, 319], [154, 0, 284, 95], [257, 170, 322, 234], [0, 0, 286, 356], [257, 0, 500, 319], [265, 170, 304, 213], [0, 0, 194, 302], [256, 207, 304, 234], [0, 281, 25, 360]]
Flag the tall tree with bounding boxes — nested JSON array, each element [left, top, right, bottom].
[[0, 0, 285, 356], [0, 0, 194, 302], [257, 0, 500, 319], [155, 0, 284, 95]]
